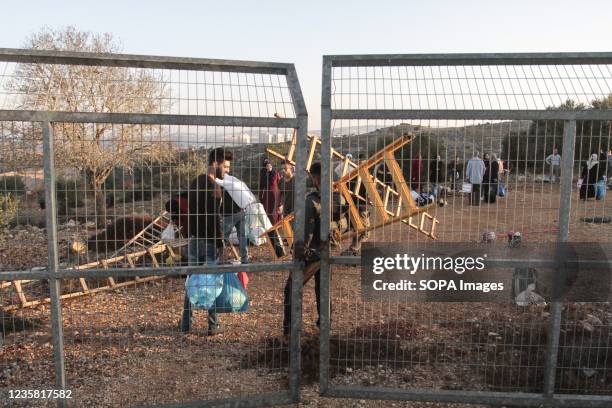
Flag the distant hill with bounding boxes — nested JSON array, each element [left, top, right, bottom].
[[324, 120, 532, 160], [188, 120, 533, 189]]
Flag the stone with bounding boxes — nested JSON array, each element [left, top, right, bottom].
[[585, 314, 602, 326]]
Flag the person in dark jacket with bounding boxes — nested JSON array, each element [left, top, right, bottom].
[[180, 147, 232, 335], [282, 162, 325, 337], [411, 153, 424, 192], [580, 153, 601, 200], [482, 153, 500, 204], [259, 157, 281, 224], [447, 156, 463, 191], [429, 154, 445, 198], [165, 191, 190, 238], [276, 159, 295, 218]]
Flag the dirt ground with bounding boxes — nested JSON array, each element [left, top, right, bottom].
[[1, 180, 611, 407]]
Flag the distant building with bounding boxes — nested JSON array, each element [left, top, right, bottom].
[[239, 133, 251, 144]]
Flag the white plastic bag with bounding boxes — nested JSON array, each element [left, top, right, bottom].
[[577, 178, 583, 189], [161, 223, 176, 242], [228, 227, 239, 245], [461, 182, 472, 193], [215, 174, 256, 209], [245, 202, 272, 246]]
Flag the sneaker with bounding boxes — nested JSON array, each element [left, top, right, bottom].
[[207, 324, 225, 336]]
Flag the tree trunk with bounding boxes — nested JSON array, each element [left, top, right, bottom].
[[93, 179, 107, 228]]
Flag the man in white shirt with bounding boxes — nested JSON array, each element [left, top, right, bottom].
[[465, 152, 486, 206], [334, 153, 354, 179], [545, 148, 562, 183]]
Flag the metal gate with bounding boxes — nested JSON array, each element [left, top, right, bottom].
[[0, 48, 307, 407], [320, 53, 612, 407]]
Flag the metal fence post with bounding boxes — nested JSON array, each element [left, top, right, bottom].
[[0, 48, 310, 408], [543, 119, 576, 402], [286, 65, 308, 403], [319, 57, 333, 395], [42, 120, 67, 408]]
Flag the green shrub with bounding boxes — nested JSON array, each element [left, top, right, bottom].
[[502, 96, 612, 172], [0, 176, 26, 195], [104, 167, 128, 190], [0, 193, 19, 229], [121, 187, 154, 203], [397, 133, 446, 182], [150, 171, 176, 191], [55, 178, 88, 213]]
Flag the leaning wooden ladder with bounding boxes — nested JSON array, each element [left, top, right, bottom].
[[334, 133, 439, 241], [261, 132, 440, 261], [1, 212, 186, 311]]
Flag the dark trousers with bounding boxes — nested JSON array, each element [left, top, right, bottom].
[[470, 183, 482, 206], [180, 238, 220, 331], [580, 184, 596, 200], [482, 181, 498, 203], [283, 263, 321, 336], [181, 291, 218, 331]]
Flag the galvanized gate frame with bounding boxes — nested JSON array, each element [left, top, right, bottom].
[[320, 53, 612, 408], [0, 48, 308, 408]]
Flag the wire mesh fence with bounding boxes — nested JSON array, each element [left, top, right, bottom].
[[0, 49, 307, 408], [320, 54, 612, 407], [2, 47, 612, 408]]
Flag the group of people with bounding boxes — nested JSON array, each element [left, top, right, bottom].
[[407, 152, 504, 206], [178, 149, 298, 335], [176, 145, 611, 337], [464, 152, 504, 206], [543, 146, 611, 201], [178, 149, 352, 338]]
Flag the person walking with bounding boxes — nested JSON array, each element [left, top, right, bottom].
[[181, 147, 233, 335]]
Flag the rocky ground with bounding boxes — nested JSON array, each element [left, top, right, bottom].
[[1, 178, 611, 407]]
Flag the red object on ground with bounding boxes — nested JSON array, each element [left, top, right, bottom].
[[237, 272, 249, 289]]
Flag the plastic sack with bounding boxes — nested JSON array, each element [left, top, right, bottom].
[[228, 260, 249, 289], [577, 178, 584, 189], [215, 174, 256, 209], [245, 202, 272, 246], [497, 182, 506, 197], [461, 182, 472, 193], [185, 273, 224, 310], [161, 223, 176, 242], [596, 180, 607, 200], [212, 272, 249, 313], [237, 272, 249, 289], [227, 227, 239, 245]]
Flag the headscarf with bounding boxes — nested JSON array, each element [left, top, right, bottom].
[[587, 153, 599, 170]]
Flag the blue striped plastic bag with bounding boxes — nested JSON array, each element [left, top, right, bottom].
[[185, 273, 224, 310]]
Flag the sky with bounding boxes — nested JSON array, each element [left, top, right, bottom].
[[1, 0, 611, 130]]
